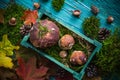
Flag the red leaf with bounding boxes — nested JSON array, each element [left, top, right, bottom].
[[16, 57, 49, 80], [21, 10, 38, 25]]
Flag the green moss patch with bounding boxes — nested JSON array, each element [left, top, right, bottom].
[[0, 4, 26, 45], [82, 16, 100, 39], [52, 0, 65, 11]]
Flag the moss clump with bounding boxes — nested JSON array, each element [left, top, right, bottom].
[[94, 28, 120, 75], [52, 0, 65, 11], [82, 16, 100, 39], [0, 4, 26, 45]]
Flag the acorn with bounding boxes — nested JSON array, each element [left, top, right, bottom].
[[107, 16, 114, 24], [34, 3, 40, 9], [9, 17, 16, 26], [72, 10, 81, 17], [58, 34, 75, 50], [70, 51, 87, 65], [91, 5, 99, 15]]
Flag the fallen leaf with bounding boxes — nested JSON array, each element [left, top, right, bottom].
[[16, 56, 49, 80], [0, 53, 13, 69], [21, 10, 38, 25]]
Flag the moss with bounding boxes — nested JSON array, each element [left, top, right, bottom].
[[52, 0, 65, 11], [0, 3, 26, 45], [82, 16, 100, 39], [93, 27, 120, 75]]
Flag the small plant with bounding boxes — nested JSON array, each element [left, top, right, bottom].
[[52, 0, 65, 11], [38, 23, 49, 38], [82, 16, 100, 39]]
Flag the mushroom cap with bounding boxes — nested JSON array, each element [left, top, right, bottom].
[[59, 50, 68, 58], [30, 19, 60, 48], [9, 17, 16, 26], [107, 16, 114, 23], [58, 34, 75, 50], [70, 51, 87, 65], [73, 10, 81, 17]]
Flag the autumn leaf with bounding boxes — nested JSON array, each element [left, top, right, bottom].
[[0, 34, 19, 69], [0, 34, 20, 56], [0, 53, 13, 69], [16, 56, 49, 80], [21, 10, 38, 25]]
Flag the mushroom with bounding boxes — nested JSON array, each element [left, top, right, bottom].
[[91, 5, 99, 15], [9, 17, 16, 26], [107, 16, 114, 24], [30, 19, 59, 48], [59, 50, 68, 58], [72, 10, 81, 17], [34, 3, 40, 9], [70, 51, 87, 65], [58, 34, 75, 50]]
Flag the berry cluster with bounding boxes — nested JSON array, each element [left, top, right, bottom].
[[98, 28, 110, 40]]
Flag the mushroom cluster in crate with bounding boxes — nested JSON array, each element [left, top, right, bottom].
[[28, 19, 88, 67]]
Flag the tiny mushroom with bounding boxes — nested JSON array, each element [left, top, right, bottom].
[[58, 34, 75, 50], [9, 17, 16, 26], [72, 10, 81, 17], [34, 2, 40, 9], [107, 16, 114, 24], [70, 51, 87, 65], [59, 50, 68, 58], [91, 5, 99, 15]]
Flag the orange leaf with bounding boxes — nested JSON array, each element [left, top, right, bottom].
[[21, 10, 38, 25]]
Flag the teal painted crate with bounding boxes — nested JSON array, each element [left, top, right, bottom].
[[18, 0, 102, 80], [20, 13, 102, 80], [21, 25, 102, 80]]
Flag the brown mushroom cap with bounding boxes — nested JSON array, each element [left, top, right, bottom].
[[59, 50, 68, 58], [59, 34, 75, 50], [9, 17, 16, 26], [73, 10, 81, 17], [107, 16, 114, 24], [70, 51, 87, 65], [30, 19, 60, 48]]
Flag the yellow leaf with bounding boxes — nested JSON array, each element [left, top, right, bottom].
[[0, 53, 13, 69]]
